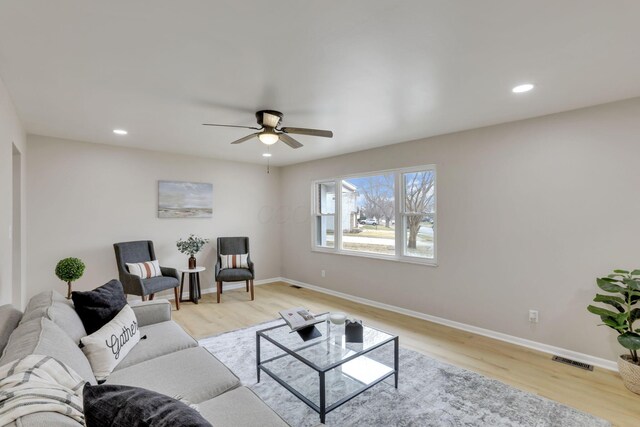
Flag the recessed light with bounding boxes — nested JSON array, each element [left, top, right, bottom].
[[512, 83, 534, 93], [113, 129, 128, 135], [262, 153, 272, 158]]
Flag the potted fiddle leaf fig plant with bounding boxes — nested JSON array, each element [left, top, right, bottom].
[[176, 234, 209, 269], [588, 269, 640, 394], [55, 257, 86, 299]]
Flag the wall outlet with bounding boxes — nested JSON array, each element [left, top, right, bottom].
[[529, 309, 539, 323], [321, 270, 326, 278]]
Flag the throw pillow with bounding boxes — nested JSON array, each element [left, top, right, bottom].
[[220, 253, 249, 269], [126, 260, 162, 279], [72, 279, 127, 335], [83, 383, 212, 427], [80, 305, 140, 382], [18, 291, 87, 344], [0, 317, 97, 385]]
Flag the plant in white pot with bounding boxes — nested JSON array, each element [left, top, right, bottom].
[[588, 269, 640, 394]]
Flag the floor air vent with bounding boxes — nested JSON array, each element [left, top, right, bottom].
[[552, 355, 593, 371]]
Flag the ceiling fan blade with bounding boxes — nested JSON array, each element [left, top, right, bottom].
[[281, 127, 333, 138], [230, 133, 260, 145], [279, 133, 303, 149], [203, 123, 261, 130]]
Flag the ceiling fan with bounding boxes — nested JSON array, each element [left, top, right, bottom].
[[203, 110, 333, 149]]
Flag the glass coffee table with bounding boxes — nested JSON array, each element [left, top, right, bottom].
[[256, 314, 399, 423]]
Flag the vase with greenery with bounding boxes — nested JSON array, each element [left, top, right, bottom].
[[176, 234, 209, 269], [55, 257, 86, 299], [588, 269, 640, 393]]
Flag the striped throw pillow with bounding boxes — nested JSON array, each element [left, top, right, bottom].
[[220, 253, 249, 269], [126, 260, 162, 279]]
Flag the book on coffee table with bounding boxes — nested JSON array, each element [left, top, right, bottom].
[[278, 307, 323, 332]]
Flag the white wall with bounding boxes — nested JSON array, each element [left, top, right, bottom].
[[280, 97, 640, 362], [0, 75, 26, 307], [26, 135, 281, 299], [21, 96, 640, 363]]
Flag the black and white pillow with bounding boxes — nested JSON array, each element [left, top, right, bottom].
[[80, 305, 140, 382]]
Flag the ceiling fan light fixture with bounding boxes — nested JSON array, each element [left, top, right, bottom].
[[258, 130, 279, 145]]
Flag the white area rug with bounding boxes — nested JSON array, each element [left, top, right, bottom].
[[200, 320, 610, 427]]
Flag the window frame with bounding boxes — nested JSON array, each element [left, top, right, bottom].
[[312, 180, 338, 249], [310, 165, 437, 266]]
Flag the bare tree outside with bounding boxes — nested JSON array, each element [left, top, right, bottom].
[[359, 174, 394, 227], [405, 171, 435, 249]]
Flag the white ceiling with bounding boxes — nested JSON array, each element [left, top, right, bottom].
[[1, 1, 640, 166]]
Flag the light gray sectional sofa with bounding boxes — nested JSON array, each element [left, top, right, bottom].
[[0, 291, 289, 427]]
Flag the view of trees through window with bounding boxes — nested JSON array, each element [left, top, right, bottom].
[[403, 171, 435, 258], [342, 174, 395, 255], [313, 167, 435, 261]]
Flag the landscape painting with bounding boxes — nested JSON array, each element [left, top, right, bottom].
[[158, 181, 213, 218]]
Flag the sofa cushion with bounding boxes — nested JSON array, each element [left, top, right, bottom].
[[198, 387, 289, 427], [0, 317, 97, 385], [20, 291, 55, 324], [5, 411, 82, 427], [0, 305, 22, 356], [49, 298, 87, 344], [129, 300, 172, 327], [83, 383, 212, 427], [19, 291, 87, 344], [143, 276, 179, 294], [217, 268, 253, 282], [71, 279, 127, 335], [105, 347, 239, 404], [114, 320, 197, 370]]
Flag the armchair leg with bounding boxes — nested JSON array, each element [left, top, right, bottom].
[[217, 281, 222, 303], [149, 293, 155, 301], [174, 286, 180, 310], [141, 295, 147, 302], [245, 280, 249, 292], [250, 279, 254, 301]]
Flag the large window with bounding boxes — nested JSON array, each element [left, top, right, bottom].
[[312, 166, 436, 264]]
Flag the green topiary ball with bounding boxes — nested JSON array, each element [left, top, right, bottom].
[[55, 257, 86, 283]]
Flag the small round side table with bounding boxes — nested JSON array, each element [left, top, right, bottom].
[[179, 266, 206, 304]]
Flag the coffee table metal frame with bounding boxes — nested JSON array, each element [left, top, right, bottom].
[[256, 315, 399, 423]]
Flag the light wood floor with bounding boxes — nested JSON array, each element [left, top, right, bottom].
[[172, 281, 640, 426]]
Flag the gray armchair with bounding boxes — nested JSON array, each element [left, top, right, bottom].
[[113, 240, 181, 309], [215, 237, 254, 303]]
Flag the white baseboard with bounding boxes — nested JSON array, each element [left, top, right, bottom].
[[279, 277, 618, 372]]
